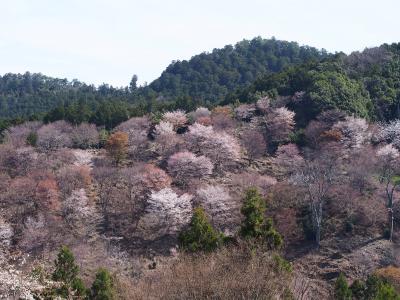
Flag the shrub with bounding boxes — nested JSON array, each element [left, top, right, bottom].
[[179, 207, 223, 252], [334, 273, 352, 300], [26, 131, 38, 147], [350, 279, 366, 300]]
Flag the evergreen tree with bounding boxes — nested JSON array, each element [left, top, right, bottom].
[[91, 268, 116, 300], [52, 246, 87, 298], [350, 279, 366, 299], [52, 245, 79, 284], [334, 273, 352, 300], [26, 131, 38, 146], [240, 187, 283, 249], [179, 207, 222, 252]]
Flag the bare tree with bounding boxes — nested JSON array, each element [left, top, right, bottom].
[[376, 144, 400, 241], [291, 153, 338, 247]]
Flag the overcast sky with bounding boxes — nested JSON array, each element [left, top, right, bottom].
[[0, 0, 399, 87]]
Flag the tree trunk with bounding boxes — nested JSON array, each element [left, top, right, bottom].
[[389, 207, 394, 242], [315, 225, 321, 248]]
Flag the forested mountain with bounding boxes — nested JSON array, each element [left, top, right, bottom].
[[3, 37, 400, 299], [0, 73, 132, 118], [2, 39, 400, 134], [0, 37, 328, 120], [227, 43, 400, 124], [146, 37, 329, 102]]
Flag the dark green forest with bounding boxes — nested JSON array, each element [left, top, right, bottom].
[[0, 37, 328, 119], [228, 43, 400, 123], [1, 38, 400, 134]]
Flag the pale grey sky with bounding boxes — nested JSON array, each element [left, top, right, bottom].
[[0, 0, 399, 87]]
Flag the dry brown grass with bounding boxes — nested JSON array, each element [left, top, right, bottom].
[[118, 243, 292, 300], [376, 266, 400, 291]]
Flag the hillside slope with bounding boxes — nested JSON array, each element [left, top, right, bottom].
[[0, 37, 328, 119]]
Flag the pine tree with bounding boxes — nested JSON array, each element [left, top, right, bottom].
[[334, 273, 352, 300], [52, 245, 79, 285], [179, 207, 222, 252], [240, 187, 283, 249], [52, 246, 87, 298], [91, 268, 115, 300]]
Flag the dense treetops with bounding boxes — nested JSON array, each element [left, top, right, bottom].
[[0, 37, 327, 122], [2, 40, 400, 137], [148, 37, 328, 102], [228, 43, 400, 123]]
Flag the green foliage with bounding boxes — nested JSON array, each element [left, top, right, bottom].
[[344, 274, 400, 300], [299, 205, 317, 241], [72, 277, 89, 298], [90, 268, 116, 300], [334, 273, 352, 300], [240, 187, 266, 238], [240, 187, 283, 249], [26, 131, 38, 146], [149, 37, 327, 103], [179, 207, 223, 252], [273, 254, 292, 273], [364, 274, 400, 300], [52, 245, 87, 298], [229, 43, 400, 123], [52, 246, 79, 284], [350, 279, 366, 299], [98, 129, 109, 148]]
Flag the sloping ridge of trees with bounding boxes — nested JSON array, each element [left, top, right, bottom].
[[0, 37, 328, 120], [147, 37, 329, 102], [226, 42, 400, 124]]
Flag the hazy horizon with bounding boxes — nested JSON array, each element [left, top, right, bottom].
[[1, 0, 399, 87]]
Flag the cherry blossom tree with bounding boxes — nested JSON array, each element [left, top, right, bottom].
[[274, 143, 304, 176], [167, 151, 213, 185], [4, 121, 42, 148], [93, 164, 172, 238], [136, 188, 193, 240], [376, 120, 400, 149], [185, 123, 241, 171], [37, 121, 73, 151], [115, 116, 151, 158], [163, 110, 188, 130], [265, 107, 295, 149], [195, 185, 238, 233], [152, 121, 182, 158], [0, 145, 37, 178], [63, 188, 100, 236], [256, 96, 271, 114], [70, 123, 99, 149], [332, 116, 369, 150], [234, 104, 257, 121]]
